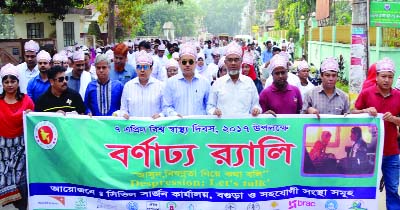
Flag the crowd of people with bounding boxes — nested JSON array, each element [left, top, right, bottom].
[[0, 37, 400, 210]]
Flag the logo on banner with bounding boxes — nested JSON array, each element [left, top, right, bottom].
[[349, 200, 367, 210], [270, 201, 279, 210], [97, 199, 118, 209], [225, 203, 236, 210], [74, 197, 87, 209], [247, 202, 260, 210], [127, 201, 139, 210], [50, 196, 65, 206], [34, 121, 58, 149], [384, 4, 391, 11], [187, 203, 195, 210], [288, 200, 316, 209], [147, 201, 160, 210], [325, 200, 338, 210], [166, 201, 177, 210]]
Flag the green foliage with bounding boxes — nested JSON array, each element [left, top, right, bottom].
[[115, 26, 124, 42], [274, 0, 312, 30], [87, 21, 101, 40], [287, 28, 299, 42]]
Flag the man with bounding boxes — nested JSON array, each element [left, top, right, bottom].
[[207, 48, 221, 81], [17, 40, 40, 93], [264, 52, 300, 89], [27, 50, 51, 102], [287, 38, 295, 61], [152, 44, 168, 81], [207, 42, 261, 117], [163, 43, 210, 117], [259, 54, 302, 115], [297, 60, 315, 99], [203, 40, 213, 65], [126, 41, 136, 67], [352, 57, 400, 210], [165, 59, 179, 78], [84, 54, 123, 116], [110, 43, 137, 85], [35, 65, 85, 114], [120, 50, 164, 119], [66, 50, 92, 99], [348, 127, 368, 160], [82, 47, 96, 80], [309, 131, 332, 161], [52, 52, 68, 68], [261, 45, 280, 83], [303, 57, 349, 117]]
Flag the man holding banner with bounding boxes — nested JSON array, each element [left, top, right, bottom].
[[352, 57, 400, 210]]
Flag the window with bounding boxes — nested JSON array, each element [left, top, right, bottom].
[[63, 22, 75, 47], [27, 23, 44, 39]]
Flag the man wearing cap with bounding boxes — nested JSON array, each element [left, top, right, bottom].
[[163, 43, 210, 117], [66, 50, 92, 99], [259, 54, 302, 115], [165, 59, 179, 78], [27, 50, 51, 102], [297, 60, 315, 99], [126, 41, 136, 68], [264, 52, 300, 89], [110, 43, 137, 85], [207, 42, 261, 117], [287, 38, 295, 61], [84, 54, 123, 116], [17, 40, 40, 93], [82, 46, 96, 80], [119, 50, 164, 119], [302, 57, 349, 117], [152, 44, 168, 81], [203, 40, 214, 65], [352, 57, 400, 210], [52, 52, 69, 68], [207, 48, 221, 81], [35, 65, 85, 114]]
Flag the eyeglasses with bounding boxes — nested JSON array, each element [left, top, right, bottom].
[[136, 65, 151, 71], [181, 59, 195, 65], [225, 58, 241, 63], [55, 76, 69, 83], [273, 71, 288, 76]]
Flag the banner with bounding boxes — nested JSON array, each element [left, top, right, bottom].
[[370, 1, 400, 28], [25, 113, 383, 210]]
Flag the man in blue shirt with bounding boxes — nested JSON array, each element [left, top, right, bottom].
[[109, 43, 137, 85], [84, 54, 123, 116], [261, 41, 273, 64], [27, 50, 51, 102]]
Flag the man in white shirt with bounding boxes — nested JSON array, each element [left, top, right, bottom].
[[207, 42, 261, 117], [297, 60, 315, 99], [207, 48, 221, 81], [287, 38, 295, 61], [17, 40, 40, 93], [152, 44, 168, 81]]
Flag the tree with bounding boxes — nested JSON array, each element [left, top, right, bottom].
[[0, 0, 85, 23], [87, 21, 102, 40]]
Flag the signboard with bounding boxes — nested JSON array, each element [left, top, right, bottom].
[[25, 113, 383, 210], [370, 1, 400, 28]]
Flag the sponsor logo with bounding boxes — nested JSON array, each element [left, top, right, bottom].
[[384, 4, 391, 11], [34, 121, 58, 149], [74, 197, 87, 209], [225, 203, 236, 210], [247, 202, 260, 210], [127, 201, 139, 210], [146, 201, 160, 210], [50, 196, 65, 206], [187, 204, 195, 210], [96, 199, 118, 209], [288, 200, 316, 209], [325, 200, 338, 210], [37, 201, 59, 206], [349, 200, 368, 210], [270, 201, 279, 210], [166, 201, 177, 210]]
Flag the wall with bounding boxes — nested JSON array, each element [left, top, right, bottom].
[[14, 13, 55, 39], [55, 14, 83, 51]]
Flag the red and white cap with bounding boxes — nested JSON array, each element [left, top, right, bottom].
[[376, 57, 395, 73], [166, 59, 179, 69], [0, 63, 19, 79], [242, 53, 254, 65], [269, 54, 288, 71], [297, 60, 309, 71], [225, 42, 242, 57], [135, 50, 153, 65], [73, 50, 85, 62], [36, 50, 51, 62], [179, 43, 197, 58], [24, 40, 40, 52], [321, 57, 339, 72]]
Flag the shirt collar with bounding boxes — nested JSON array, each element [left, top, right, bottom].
[[133, 76, 156, 85], [271, 83, 293, 92], [317, 86, 340, 96], [374, 85, 393, 97], [177, 72, 200, 81]]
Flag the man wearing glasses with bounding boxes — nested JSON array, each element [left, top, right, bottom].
[[259, 54, 302, 115], [17, 40, 40, 93], [163, 43, 210, 117], [118, 50, 164, 119], [207, 42, 261, 117], [35, 65, 85, 114], [27, 50, 52, 102]]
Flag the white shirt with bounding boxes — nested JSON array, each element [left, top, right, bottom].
[[196, 66, 213, 83], [151, 60, 167, 82], [299, 79, 315, 100], [121, 77, 164, 117], [207, 63, 219, 79], [265, 72, 301, 89], [17, 62, 39, 93], [207, 74, 261, 115], [127, 51, 136, 67]]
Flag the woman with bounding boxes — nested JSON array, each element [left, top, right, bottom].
[[0, 63, 34, 209], [241, 55, 263, 94]]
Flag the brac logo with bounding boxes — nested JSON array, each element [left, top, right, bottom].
[[288, 200, 316, 209]]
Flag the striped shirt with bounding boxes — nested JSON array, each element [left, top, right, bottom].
[[302, 86, 349, 114], [121, 77, 164, 117], [163, 73, 210, 116]]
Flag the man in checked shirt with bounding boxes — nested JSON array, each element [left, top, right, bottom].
[[302, 57, 349, 118]]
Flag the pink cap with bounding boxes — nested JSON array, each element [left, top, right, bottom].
[[24, 40, 40, 52], [225, 42, 242, 57], [36, 50, 51, 62], [218, 56, 226, 68], [242, 54, 254, 65], [376, 57, 395, 73], [135, 50, 153, 65], [0, 63, 19, 79], [212, 48, 220, 55], [269, 54, 288, 71], [166, 59, 179, 69], [297, 60, 309, 71], [197, 53, 205, 61], [179, 43, 197, 58], [158, 44, 166, 51], [73, 50, 85, 61], [321, 57, 339, 72]]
